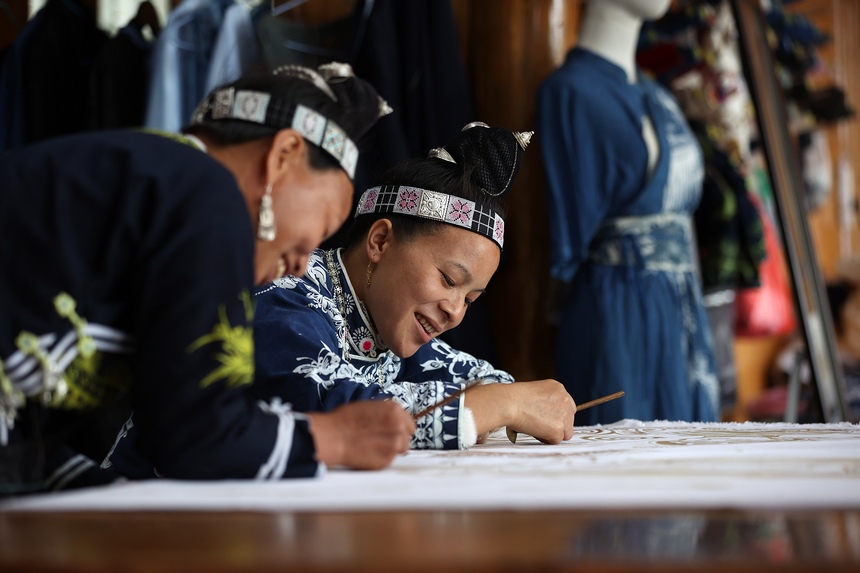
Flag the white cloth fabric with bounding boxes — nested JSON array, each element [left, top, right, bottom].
[[3, 420, 859, 512]]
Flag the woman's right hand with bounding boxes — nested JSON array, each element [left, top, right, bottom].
[[466, 380, 576, 444], [307, 401, 415, 470]]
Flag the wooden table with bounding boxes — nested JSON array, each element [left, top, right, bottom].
[[2, 508, 859, 572]]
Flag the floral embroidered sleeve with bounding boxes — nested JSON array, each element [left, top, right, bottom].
[[395, 338, 514, 449]]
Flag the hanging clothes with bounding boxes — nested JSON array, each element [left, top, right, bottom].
[[637, 1, 766, 295], [350, 0, 474, 176], [244, 0, 475, 206], [0, 0, 107, 149], [1, 0, 163, 147], [204, 1, 261, 92], [145, 0, 234, 132], [87, 20, 155, 129], [691, 120, 766, 290], [21, 0, 107, 143], [0, 4, 44, 150], [251, 2, 361, 70]]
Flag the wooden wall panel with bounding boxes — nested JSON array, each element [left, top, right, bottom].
[[452, 0, 581, 381], [1, 0, 99, 50], [789, 0, 860, 280]]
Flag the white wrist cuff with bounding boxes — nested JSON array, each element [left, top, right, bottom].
[[458, 405, 478, 449]]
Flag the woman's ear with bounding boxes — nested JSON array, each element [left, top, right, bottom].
[[266, 128, 305, 183], [365, 219, 394, 262]]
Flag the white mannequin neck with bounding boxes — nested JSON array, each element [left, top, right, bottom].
[[576, 2, 644, 83], [576, 0, 673, 176]]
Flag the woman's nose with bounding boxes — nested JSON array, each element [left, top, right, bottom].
[[440, 297, 467, 327]]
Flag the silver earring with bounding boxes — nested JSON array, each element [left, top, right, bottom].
[[258, 184, 276, 242]]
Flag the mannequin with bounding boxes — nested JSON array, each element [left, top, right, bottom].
[[537, 0, 719, 424]]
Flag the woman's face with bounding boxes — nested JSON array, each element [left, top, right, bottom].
[[365, 224, 501, 358], [254, 162, 352, 285]]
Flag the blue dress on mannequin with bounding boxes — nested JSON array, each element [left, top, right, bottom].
[[537, 48, 719, 424]]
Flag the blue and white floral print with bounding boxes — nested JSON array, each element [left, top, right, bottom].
[[253, 249, 513, 450]]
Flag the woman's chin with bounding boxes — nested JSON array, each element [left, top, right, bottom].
[[254, 266, 275, 286], [394, 340, 425, 359]]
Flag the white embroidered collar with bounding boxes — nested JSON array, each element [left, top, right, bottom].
[[326, 249, 386, 359]]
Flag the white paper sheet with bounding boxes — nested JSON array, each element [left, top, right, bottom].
[[3, 420, 859, 512]]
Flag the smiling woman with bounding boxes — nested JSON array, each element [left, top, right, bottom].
[[251, 123, 578, 451]]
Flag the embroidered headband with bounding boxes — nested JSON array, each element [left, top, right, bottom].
[[354, 123, 534, 250], [356, 184, 507, 249], [190, 63, 392, 180]]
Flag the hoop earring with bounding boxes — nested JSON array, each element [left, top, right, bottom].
[[257, 184, 276, 242], [365, 261, 373, 287]]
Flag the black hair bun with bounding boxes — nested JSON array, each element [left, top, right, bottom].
[[318, 63, 393, 141], [276, 62, 392, 143], [443, 122, 532, 199]]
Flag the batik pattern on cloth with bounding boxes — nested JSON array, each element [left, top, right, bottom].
[[6, 420, 860, 512]]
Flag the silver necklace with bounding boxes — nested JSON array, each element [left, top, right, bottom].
[[324, 250, 385, 387]]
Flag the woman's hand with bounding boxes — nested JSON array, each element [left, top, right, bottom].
[[307, 401, 415, 469], [466, 380, 576, 444]]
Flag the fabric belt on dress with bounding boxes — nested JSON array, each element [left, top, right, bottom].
[[588, 212, 696, 273]]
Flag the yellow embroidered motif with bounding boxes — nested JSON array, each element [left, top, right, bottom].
[[61, 351, 129, 410], [0, 356, 25, 429], [0, 358, 15, 397], [137, 128, 202, 149], [188, 291, 255, 389], [54, 292, 97, 359], [11, 293, 130, 411], [15, 331, 68, 406]]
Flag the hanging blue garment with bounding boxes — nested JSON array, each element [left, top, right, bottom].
[[537, 48, 719, 424], [0, 6, 43, 151], [0, 0, 107, 150], [205, 2, 260, 93], [144, 0, 233, 132]]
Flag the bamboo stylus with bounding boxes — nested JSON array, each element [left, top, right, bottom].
[[413, 384, 625, 445]]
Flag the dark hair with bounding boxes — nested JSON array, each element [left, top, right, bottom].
[[345, 124, 524, 249], [184, 65, 387, 173]]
